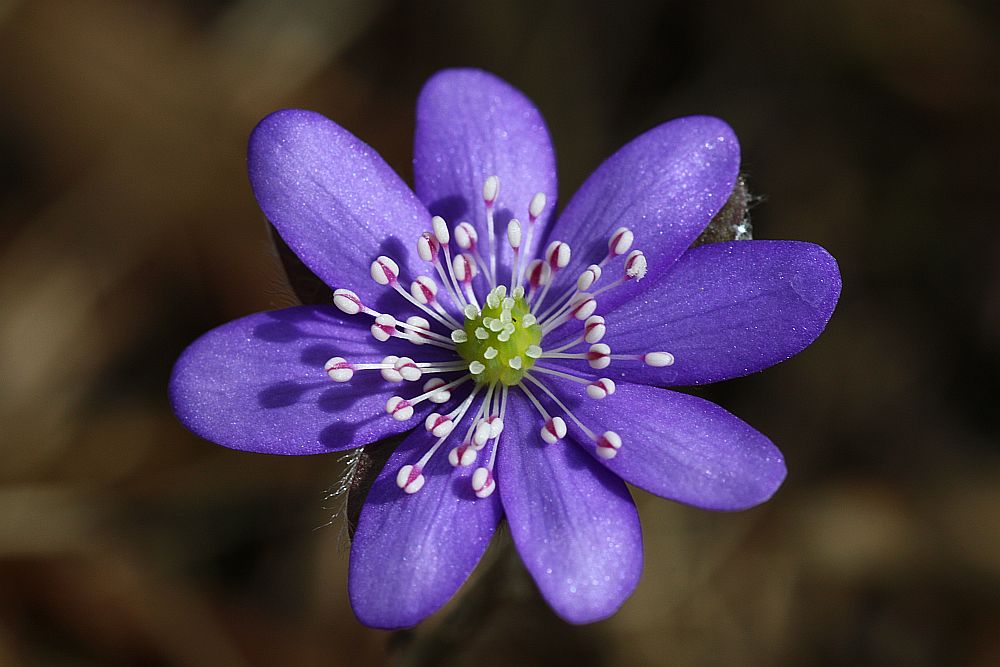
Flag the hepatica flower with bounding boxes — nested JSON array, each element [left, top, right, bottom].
[[170, 69, 840, 628]]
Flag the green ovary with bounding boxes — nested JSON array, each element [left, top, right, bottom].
[[456, 290, 542, 386]]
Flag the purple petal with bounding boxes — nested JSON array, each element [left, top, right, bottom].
[[349, 427, 502, 628], [544, 116, 740, 308], [414, 69, 557, 261], [169, 306, 446, 455], [248, 110, 431, 307], [498, 392, 642, 624], [571, 240, 841, 387], [547, 377, 786, 511]]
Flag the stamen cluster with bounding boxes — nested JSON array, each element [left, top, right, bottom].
[[328, 176, 674, 498]]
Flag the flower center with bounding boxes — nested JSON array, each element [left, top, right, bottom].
[[454, 286, 542, 386]]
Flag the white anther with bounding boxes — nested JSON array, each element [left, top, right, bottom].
[[454, 222, 478, 250], [371, 313, 396, 342], [469, 361, 486, 375], [644, 351, 675, 367], [586, 378, 616, 399], [423, 377, 451, 403], [507, 219, 522, 249], [451, 329, 468, 343], [540, 417, 567, 444], [488, 318, 503, 332], [323, 357, 354, 382], [529, 192, 546, 220], [577, 264, 602, 291], [584, 315, 606, 343], [625, 249, 647, 281], [471, 467, 496, 498], [609, 227, 634, 257], [473, 421, 492, 448], [512, 286, 525, 299], [487, 416, 504, 438], [483, 176, 500, 205], [431, 215, 450, 245], [410, 276, 438, 304], [396, 465, 425, 493], [424, 412, 455, 438], [394, 356, 422, 381], [417, 232, 439, 262], [483, 346, 498, 360], [545, 241, 571, 269], [370, 256, 399, 285], [333, 288, 363, 315], [448, 444, 477, 467], [453, 253, 477, 282], [464, 304, 480, 320], [405, 316, 431, 345], [386, 396, 413, 421], [380, 355, 402, 382], [595, 431, 622, 459], [508, 356, 523, 370], [475, 327, 489, 340], [526, 259, 552, 287], [569, 293, 597, 320], [525, 344, 543, 359], [587, 343, 612, 369]]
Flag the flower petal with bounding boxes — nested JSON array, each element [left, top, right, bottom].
[[544, 116, 739, 306], [169, 306, 443, 455], [248, 110, 430, 306], [349, 427, 503, 628], [571, 240, 842, 387], [414, 69, 557, 261], [548, 378, 786, 511], [498, 392, 642, 624]]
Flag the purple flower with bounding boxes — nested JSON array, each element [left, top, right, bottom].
[[169, 69, 841, 628]]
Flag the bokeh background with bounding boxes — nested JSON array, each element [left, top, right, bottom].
[[2, 0, 999, 665]]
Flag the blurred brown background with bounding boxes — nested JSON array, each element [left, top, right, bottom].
[[1, 0, 998, 665]]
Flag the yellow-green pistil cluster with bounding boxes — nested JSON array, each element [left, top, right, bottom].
[[454, 286, 542, 386]]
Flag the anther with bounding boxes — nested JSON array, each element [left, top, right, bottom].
[[568, 293, 597, 320], [410, 276, 438, 304], [469, 361, 486, 375], [404, 316, 431, 345], [526, 259, 552, 288], [396, 464, 425, 493], [333, 288, 363, 315], [386, 396, 414, 421], [454, 222, 478, 250], [380, 355, 402, 382], [473, 421, 492, 449], [431, 215, 451, 245], [541, 416, 568, 444], [584, 315, 606, 343], [417, 232, 439, 262], [448, 443, 477, 467], [526, 344, 543, 359], [453, 253, 477, 282], [451, 329, 468, 343], [528, 192, 546, 222], [371, 313, 397, 342], [371, 256, 399, 285], [483, 175, 500, 206], [595, 431, 622, 459], [586, 378, 616, 399], [507, 219, 522, 250], [424, 412, 455, 438], [471, 467, 496, 498], [545, 241, 571, 270], [624, 249, 647, 281], [394, 356, 422, 382], [643, 351, 675, 367], [464, 304, 480, 320], [323, 357, 354, 382], [422, 377, 451, 404], [608, 227, 634, 258], [587, 343, 611, 369], [577, 264, 602, 291]]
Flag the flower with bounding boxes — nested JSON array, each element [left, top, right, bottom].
[[169, 68, 841, 629]]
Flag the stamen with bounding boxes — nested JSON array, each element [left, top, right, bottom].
[[323, 357, 353, 382], [529, 365, 616, 400], [522, 374, 620, 458], [483, 176, 500, 288], [577, 264, 602, 291], [333, 288, 365, 315], [385, 374, 471, 420], [507, 219, 521, 288], [370, 255, 399, 285], [422, 377, 452, 403], [608, 227, 634, 259]]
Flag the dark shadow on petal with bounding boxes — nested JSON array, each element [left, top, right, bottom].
[[316, 383, 372, 413], [427, 195, 469, 225], [253, 320, 307, 343], [258, 380, 316, 408]]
